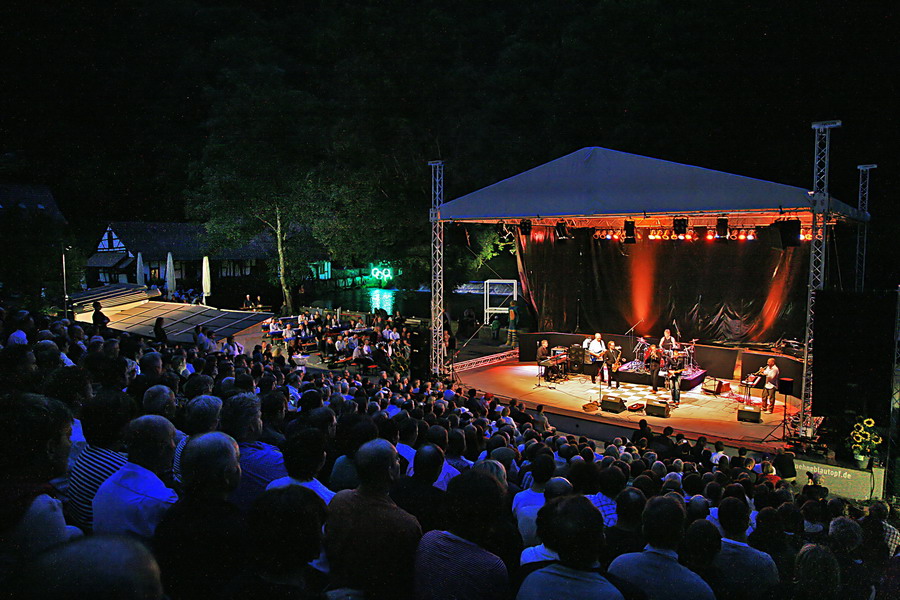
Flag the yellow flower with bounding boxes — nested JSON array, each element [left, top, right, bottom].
[[852, 444, 862, 452], [854, 423, 864, 432], [863, 418, 875, 428], [862, 432, 872, 442], [852, 433, 862, 443], [873, 436, 882, 445]]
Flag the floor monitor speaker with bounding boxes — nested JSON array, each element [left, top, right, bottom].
[[646, 402, 671, 418], [601, 395, 626, 413]]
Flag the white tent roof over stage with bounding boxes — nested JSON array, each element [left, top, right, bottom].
[[439, 147, 867, 223]]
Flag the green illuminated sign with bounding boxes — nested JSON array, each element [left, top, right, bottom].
[[371, 266, 393, 281]]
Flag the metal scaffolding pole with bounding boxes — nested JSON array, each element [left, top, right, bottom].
[[429, 161, 446, 377], [799, 120, 840, 438], [889, 287, 900, 497], [855, 164, 876, 292]]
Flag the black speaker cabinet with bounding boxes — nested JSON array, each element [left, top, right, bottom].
[[778, 377, 795, 396], [568, 344, 584, 363], [601, 395, 626, 413], [646, 402, 671, 418], [737, 406, 762, 423]]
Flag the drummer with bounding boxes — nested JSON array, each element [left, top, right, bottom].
[[659, 328, 679, 353]]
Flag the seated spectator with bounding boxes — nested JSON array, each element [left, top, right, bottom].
[[225, 486, 327, 599], [710, 496, 779, 599], [391, 443, 446, 533], [518, 495, 625, 600], [219, 392, 287, 511], [608, 495, 715, 600], [793, 543, 841, 600], [748, 506, 796, 583], [601, 487, 647, 567], [93, 415, 178, 540], [153, 432, 246, 600], [679, 518, 722, 591], [513, 453, 556, 519], [829, 516, 874, 600], [173, 395, 222, 486], [589, 465, 627, 527], [258, 391, 287, 449], [414, 469, 509, 600], [0, 393, 81, 582], [66, 389, 135, 532], [14, 536, 163, 600], [266, 428, 335, 505], [326, 438, 422, 600], [519, 477, 574, 558]]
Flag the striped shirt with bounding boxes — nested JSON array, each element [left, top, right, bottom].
[[172, 435, 190, 485], [66, 445, 128, 532]]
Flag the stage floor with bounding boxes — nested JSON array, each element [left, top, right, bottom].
[[459, 360, 799, 450]]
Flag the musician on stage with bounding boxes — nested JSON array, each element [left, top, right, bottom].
[[659, 328, 679, 352], [536, 339, 552, 380], [668, 350, 686, 405], [582, 333, 606, 385], [645, 344, 663, 393], [604, 341, 623, 389], [762, 358, 780, 413]]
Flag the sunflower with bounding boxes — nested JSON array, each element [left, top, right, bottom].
[[873, 436, 882, 445], [864, 418, 875, 428], [852, 444, 862, 452], [853, 423, 864, 432], [852, 433, 862, 443], [862, 432, 872, 442]]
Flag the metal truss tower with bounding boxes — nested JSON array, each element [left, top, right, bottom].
[[429, 161, 446, 377], [855, 165, 876, 292], [799, 120, 840, 437], [890, 288, 900, 497]]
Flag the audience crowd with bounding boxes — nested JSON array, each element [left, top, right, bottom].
[[1, 304, 899, 599]]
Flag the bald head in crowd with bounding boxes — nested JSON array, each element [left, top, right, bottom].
[[412, 443, 444, 485], [544, 476, 574, 501], [126, 415, 176, 477], [15, 536, 163, 600], [356, 438, 400, 492]]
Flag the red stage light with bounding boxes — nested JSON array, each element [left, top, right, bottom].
[[738, 229, 747, 240], [706, 232, 714, 240]]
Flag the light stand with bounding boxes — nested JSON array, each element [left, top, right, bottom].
[[61, 245, 71, 319]]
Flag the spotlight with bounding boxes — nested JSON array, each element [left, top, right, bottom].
[[673, 218, 688, 235], [685, 228, 694, 241], [593, 229, 602, 240], [747, 229, 757, 241], [613, 230, 622, 241], [738, 229, 747, 240], [648, 230, 657, 240], [624, 220, 636, 244], [519, 219, 532, 235], [706, 232, 715, 241], [605, 229, 613, 240], [662, 231, 671, 240], [555, 220, 570, 240]]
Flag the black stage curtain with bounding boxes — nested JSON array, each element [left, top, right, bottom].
[[517, 226, 808, 343]]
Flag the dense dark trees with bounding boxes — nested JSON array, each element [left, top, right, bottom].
[[1, 1, 897, 301]]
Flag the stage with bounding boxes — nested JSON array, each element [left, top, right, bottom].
[[459, 358, 800, 452]]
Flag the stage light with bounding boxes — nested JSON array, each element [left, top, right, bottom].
[[706, 232, 714, 240], [592, 229, 602, 239], [677, 233, 685, 240], [662, 230, 671, 240], [738, 229, 747, 240], [624, 220, 636, 243], [716, 217, 729, 243], [605, 229, 613, 239], [648, 229, 657, 240], [728, 230, 738, 241], [555, 220, 570, 240], [673, 218, 688, 235], [747, 229, 757, 241], [519, 219, 532, 235]]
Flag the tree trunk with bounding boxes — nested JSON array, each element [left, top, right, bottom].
[[276, 207, 294, 315]]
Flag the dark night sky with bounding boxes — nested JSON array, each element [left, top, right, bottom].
[[1, 1, 898, 290]]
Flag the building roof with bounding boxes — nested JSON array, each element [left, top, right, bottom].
[[70, 283, 161, 310], [0, 184, 66, 222], [440, 147, 867, 223], [104, 222, 271, 261], [86, 251, 131, 269], [74, 300, 273, 343]]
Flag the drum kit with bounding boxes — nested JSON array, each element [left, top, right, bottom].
[[632, 336, 699, 372]]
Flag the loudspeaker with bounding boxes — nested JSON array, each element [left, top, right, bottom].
[[601, 395, 626, 413], [646, 402, 671, 418], [775, 220, 801, 247], [737, 406, 762, 423], [778, 377, 795, 396], [702, 377, 722, 395], [568, 344, 584, 363]]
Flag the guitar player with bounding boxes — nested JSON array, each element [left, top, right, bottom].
[[582, 332, 606, 384], [667, 349, 686, 406], [604, 341, 623, 389]]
